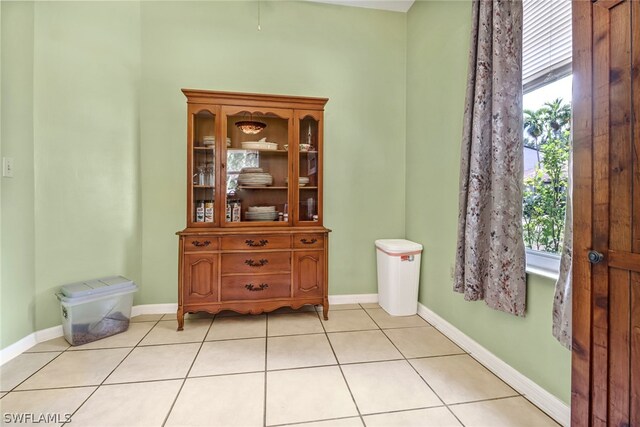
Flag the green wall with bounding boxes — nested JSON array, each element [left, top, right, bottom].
[[0, 0, 570, 407], [1, 1, 406, 333], [405, 0, 571, 404], [30, 2, 142, 330], [138, 1, 407, 304], [1, 2, 36, 349]]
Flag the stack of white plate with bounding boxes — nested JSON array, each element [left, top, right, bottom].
[[242, 141, 278, 151], [202, 136, 232, 147], [248, 206, 276, 212], [238, 168, 273, 187], [285, 177, 310, 187], [246, 206, 278, 221]]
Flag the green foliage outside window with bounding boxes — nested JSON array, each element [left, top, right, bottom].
[[523, 99, 571, 254]]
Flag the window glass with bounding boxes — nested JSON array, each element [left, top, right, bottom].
[[226, 151, 260, 192], [522, 75, 571, 254]]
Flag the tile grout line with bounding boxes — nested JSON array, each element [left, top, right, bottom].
[[408, 312, 559, 423], [5, 319, 164, 394], [6, 308, 558, 426], [12, 376, 190, 393], [516, 395, 562, 426], [359, 307, 468, 426], [3, 349, 67, 394], [60, 318, 163, 427], [160, 317, 215, 427], [161, 310, 546, 426], [265, 305, 468, 426], [268, 414, 365, 427], [462, 351, 524, 397], [315, 306, 366, 427], [447, 394, 534, 408], [3, 322, 101, 394], [263, 313, 269, 427], [368, 311, 552, 424]]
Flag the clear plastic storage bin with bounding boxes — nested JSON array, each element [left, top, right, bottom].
[[56, 276, 138, 346]]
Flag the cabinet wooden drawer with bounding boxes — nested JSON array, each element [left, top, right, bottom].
[[184, 236, 218, 251], [221, 235, 291, 250], [221, 252, 291, 274], [293, 234, 324, 249], [221, 274, 291, 301]]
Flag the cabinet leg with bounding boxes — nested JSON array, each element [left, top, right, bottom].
[[177, 308, 184, 331], [323, 301, 329, 320]]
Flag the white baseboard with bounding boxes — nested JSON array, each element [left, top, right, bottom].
[[329, 293, 378, 304], [128, 297, 377, 315], [0, 333, 37, 365], [34, 325, 63, 343], [417, 303, 570, 427], [130, 303, 177, 317], [0, 304, 176, 366], [1, 297, 374, 364]]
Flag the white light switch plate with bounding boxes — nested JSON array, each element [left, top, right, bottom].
[[3, 157, 14, 178]]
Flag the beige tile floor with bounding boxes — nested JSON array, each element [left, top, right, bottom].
[[0, 304, 559, 427]]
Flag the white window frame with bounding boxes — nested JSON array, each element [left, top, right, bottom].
[[526, 248, 561, 279]]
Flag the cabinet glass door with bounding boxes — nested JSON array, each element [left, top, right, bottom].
[[224, 109, 291, 224], [190, 109, 217, 226], [297, 115, 320, 223]]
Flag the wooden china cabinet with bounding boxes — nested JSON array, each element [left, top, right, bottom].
[[176, 90, 330, 330]]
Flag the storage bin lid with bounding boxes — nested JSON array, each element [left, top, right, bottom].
[[375, 239, 423, 254], [60, 276, 136, 298]]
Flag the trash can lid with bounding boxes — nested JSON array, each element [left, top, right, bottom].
[[60, 276, 136, 298], [375, 239, 423, 254]]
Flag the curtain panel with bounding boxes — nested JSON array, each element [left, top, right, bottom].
[[553, 153, 572, 349], [454, 0, 527, 316]]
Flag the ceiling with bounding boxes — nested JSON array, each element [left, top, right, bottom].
[[309, 0, 416, 13]]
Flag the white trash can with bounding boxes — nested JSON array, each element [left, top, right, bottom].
[[375, 239, 423, 316]]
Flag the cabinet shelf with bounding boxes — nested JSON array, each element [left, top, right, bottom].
[[300, 186, 318, 190], [237, 186, 288, 190], [194, 147, 215, 151], [193, 185, 215, 189], [228, 148, 288, 154]]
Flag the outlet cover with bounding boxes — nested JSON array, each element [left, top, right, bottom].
[[2, 157, 14, 178]]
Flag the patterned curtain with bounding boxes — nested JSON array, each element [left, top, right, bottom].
[[553, 154, 572, 349], [454, 0, 527, 316]]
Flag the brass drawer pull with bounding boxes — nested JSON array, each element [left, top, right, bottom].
[[245, 239, 268, 247], [300, 238, 318, 245], [245, 259, 269, 267], [245, 283, 269, 292], [192, 240, 211, 247]]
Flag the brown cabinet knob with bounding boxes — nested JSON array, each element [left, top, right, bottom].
[[300, 238, 317, 245], [192, 240, 211, 247]]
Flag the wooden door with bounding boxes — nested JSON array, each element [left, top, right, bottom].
[[293, 251, 324, 298], [572, 0, 640, 425]]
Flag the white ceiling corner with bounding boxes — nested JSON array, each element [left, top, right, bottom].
[[307, 0, 415, 13]]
